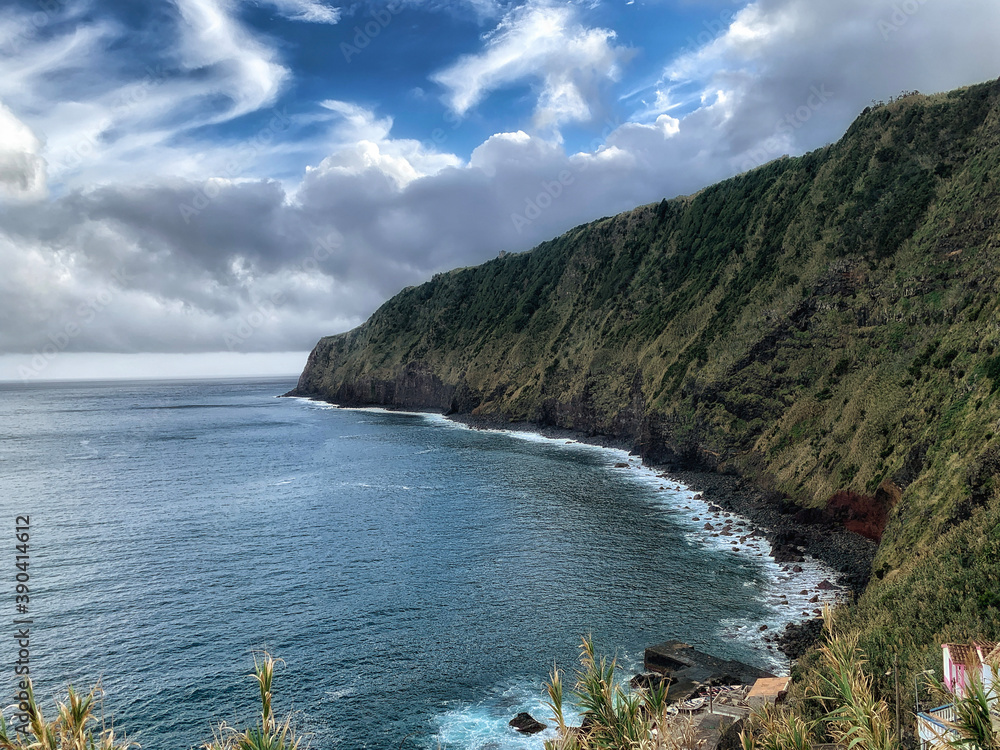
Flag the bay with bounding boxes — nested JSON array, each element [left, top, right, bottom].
[[0, 378, 823, 749]]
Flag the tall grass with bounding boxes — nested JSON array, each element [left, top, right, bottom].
[[543, 635, 696, 750], [204, 652, 303, 750], [812, 609, 897, 750], [0, 681, 133, 750], [738, 704, 813, 750], [738, 608, 896, 750], [0, 653, 302, 750]]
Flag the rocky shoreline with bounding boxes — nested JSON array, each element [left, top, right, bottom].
[[662, 469, 875, 659], [442, 414, 878, 660], [286, 397, 877, 661]]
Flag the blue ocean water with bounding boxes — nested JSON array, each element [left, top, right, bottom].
[[0, 378, 833, 750]]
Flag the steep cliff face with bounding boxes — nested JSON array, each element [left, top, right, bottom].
[[292, 80, 1000, 671]]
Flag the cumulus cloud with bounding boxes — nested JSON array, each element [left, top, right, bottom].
[[4, 0, 1000, 375], [311, 101, 463, 186], [0, 102, 46, 200], [432, 2, 632, 132], [649, 0, 1000, 173]]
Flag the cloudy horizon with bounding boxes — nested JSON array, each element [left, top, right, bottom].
[[2, 0, 1000, 381]]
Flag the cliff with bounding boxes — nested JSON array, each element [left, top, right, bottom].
[[291, 79, 1000, 676]]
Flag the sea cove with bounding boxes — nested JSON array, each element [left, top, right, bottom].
[[0, 378, 841, 750]]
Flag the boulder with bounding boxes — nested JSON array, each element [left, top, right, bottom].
[[509, 712, 547, 735]]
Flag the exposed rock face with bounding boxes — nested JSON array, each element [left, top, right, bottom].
[[824, 480, 900, 542], [509, 712, 546, 734], [293, 357, 460, 412]]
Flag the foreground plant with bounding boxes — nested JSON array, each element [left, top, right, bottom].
[[0, 681, 133, 750], [813, 608, 896, 750], [204, 652, 303, 750], [932, 663, 1000, 750], [738, 703, 813, 750], [543, 635, 695, 750]]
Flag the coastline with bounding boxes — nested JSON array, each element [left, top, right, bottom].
[[285, 393, 877, 662], [441, 413, 876, 589], [441, 413, 874, 662]]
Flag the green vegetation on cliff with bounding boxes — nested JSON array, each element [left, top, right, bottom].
[[294, 80, 1000, 684]]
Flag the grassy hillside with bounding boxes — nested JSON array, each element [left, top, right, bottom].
[[293, 79, 1000, 684]]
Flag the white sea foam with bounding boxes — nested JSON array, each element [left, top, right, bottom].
[[415, 411, 845, 673], [283, 398, 850, 749], [292, 399, 845, 676], [429, 679, 568, 750]]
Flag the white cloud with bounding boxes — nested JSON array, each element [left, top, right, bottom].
[[0, 102, 46, 200], [0, 0, 297, 193], [4, 0, 1000, 375], [173, 0, 289, 120], [307, 101, 462, 187], [432, 2, 632, 132], [252, 0, 341, 23], [650, 0, 1000, 172]]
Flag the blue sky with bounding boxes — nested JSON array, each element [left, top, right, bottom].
[[2, 0, 1000, 379]]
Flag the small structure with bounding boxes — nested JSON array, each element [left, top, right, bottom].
[[917, 704, 958, 750], [916, 642, 1000, 750], [747, 677, 791, 707], [644, 640, 774, 701], [942, 642, 998, 696]]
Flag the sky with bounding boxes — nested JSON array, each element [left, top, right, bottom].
[[2, 0, 1000, 381]]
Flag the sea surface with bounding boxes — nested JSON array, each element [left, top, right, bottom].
[[0, 378, 837, 750]]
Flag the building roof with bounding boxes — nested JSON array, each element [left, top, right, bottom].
[[943, 642, 999, 667], [747, 677, 791, 700], [984, 643, 1000, 664]]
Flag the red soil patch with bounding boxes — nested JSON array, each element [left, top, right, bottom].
[[825, 481, 900, 542]]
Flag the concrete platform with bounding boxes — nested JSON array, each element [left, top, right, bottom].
[[644, 640, 775, 699]]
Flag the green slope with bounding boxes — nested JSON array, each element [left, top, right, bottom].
[[293, 79, 1000, 678]]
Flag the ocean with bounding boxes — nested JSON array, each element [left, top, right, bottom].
[[0, 378, 837, 749]]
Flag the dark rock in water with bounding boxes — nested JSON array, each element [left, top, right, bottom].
[[777, 617, 825, 659], [791, 564, 803, 573], [509, 712, 546, 734], [644, 639, 774, 692], [614, 462, 629, 468], [630, 672, 671, 690], [817, 579, 835, 590]]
